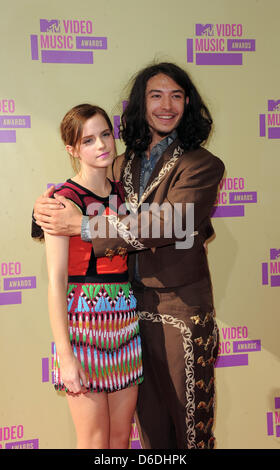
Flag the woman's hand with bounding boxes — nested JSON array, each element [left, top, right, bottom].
[[60, 354, 88, 394]]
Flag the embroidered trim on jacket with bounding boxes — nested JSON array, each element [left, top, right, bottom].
[[137, 310, 196, 448], [108, 145, 184, 250], [106, 215, 145, 251], [123, 145, 184, 212], [138, 145, 184, 206]]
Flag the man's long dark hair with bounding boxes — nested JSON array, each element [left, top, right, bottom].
[[119, 62, 213, 158]]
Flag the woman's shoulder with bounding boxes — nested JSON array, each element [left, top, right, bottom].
[[52, 179, 84, 207]]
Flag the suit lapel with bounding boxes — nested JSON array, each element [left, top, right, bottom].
[[138, 140, 184, 206], [122, 139, 184, 211], [122, 154, 141, 213]]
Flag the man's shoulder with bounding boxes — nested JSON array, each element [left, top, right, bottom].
[[179, 146, 225, 172]]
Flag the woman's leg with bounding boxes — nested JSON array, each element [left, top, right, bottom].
[[67, 391, 110, 449], [108, 385, 138, 449]]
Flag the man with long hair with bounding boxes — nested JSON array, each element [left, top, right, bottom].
[[33, 62, 224, 449]]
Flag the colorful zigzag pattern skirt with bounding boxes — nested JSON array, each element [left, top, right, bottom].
[[53, 281, 144, 393]]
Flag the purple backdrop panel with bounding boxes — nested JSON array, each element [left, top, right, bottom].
[[40, 19, 60, 33], [267, 412, 274, 436], [47, 183, 63, 190], [0, 116, 31, 128], [187, 39, 194, 63], [41, 50, 93, 64], [5, 439, 39, 449], [259, 114, 266, 137], [268, 127, 280, 139], [0, 291, 21, 305], [4, 276, 36, 290], [195, 24, 214, 36], [233, 340, 261, 353], [0, 130, 16, 143], [30, 35, 39, 60], [267, 100, 280, 111], [130, 440, 142, 449], [227, 39, 256, 51], [270, 275, 280, 287], [129, 420, 142, 449], [262, 263, 269, 285], [211, 205, 244, 217], [275, 397, 280, 409], [42, 358, 49, 382], [229, 191, 257, 204], [270, 249, 280, 260], [215, 354, 248, 368], [196, 53, 242, 65], [76, 36, 107, 49]]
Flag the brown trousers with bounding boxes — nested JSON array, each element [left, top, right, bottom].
[[133, 277, 219, 449]]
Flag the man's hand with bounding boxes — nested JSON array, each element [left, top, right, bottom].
[[33, 186, 82, 236], [34, 185, 62, 217]]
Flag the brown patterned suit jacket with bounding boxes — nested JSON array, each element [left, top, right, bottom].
[[89, 138, 225, 288]]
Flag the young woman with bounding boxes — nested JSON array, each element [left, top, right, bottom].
[[44, 104, 143, 449]]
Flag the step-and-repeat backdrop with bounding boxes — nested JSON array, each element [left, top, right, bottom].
[[0, 0, 279, 449]]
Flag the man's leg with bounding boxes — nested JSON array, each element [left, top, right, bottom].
[[135, 278, 218, 449], [135, 318, 177, 449]]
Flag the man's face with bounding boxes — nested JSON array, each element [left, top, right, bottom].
[[145, 73, 187, 142]]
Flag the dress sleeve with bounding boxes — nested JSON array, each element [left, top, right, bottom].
[[31, 184, 83, 241], [53, 186, 82, 206]]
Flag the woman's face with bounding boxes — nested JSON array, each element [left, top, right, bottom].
[[70, 113, 115, 170]]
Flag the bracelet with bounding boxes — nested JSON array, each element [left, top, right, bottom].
[[81, 216, 91, 242]]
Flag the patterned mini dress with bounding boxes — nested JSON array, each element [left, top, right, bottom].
[[52, 178, 144, 393]]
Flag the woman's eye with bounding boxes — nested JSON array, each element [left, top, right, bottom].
[[83, 138, 93, 145]]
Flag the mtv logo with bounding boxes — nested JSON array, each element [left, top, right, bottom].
[[196, 24, 214, 36], [270, 249, 280, 260], [40, 19, 60, 33], [267, 100, 280, 112]]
